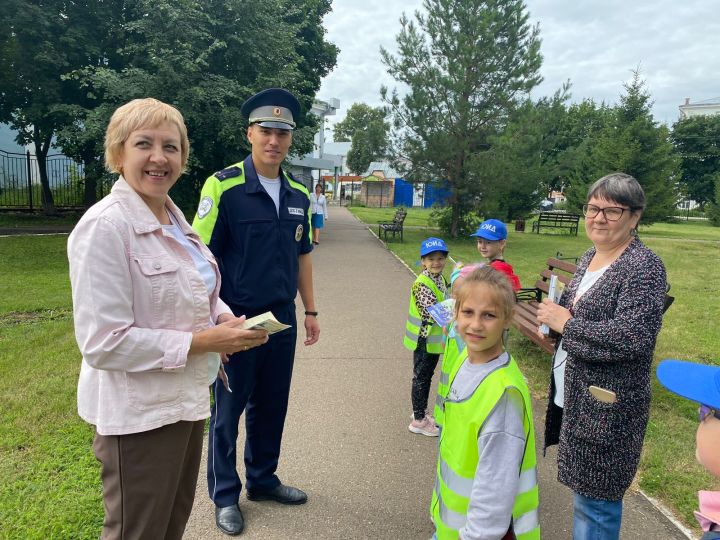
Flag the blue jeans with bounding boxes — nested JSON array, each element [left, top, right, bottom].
[[573, 492, 623, 540]]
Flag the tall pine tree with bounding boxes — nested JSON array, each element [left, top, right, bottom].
[[566, 71, 678, 224], [381, 0, 542, 236]]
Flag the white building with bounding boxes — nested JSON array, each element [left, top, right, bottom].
[[286, 98, 344, 191], [678, 97, 720, 119]]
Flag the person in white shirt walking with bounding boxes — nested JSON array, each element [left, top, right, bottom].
[[311, 183, 328, 245]]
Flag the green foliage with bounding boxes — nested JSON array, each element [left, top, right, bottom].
[[476, 86, 571, 220], [381, 0, 542, 237], [429, 204, 480, 236], [565, 71, 679, 223], [333, 103, 390, 175], [672, 114, 720, 210], [3, 0, 338, 212], [708, 173, 720, 226]]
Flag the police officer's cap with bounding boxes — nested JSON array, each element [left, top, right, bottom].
[[241, 88, 300, 130]]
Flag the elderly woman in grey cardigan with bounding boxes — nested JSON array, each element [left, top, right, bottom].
[[537, 172, 667, 540]]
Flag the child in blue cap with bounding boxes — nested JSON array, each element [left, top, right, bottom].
[[657, 360, 720, 539], [403, 237, 449, 436], [470, 219, 521, 291]]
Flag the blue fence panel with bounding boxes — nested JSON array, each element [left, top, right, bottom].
[[393, 177, 414, 207]]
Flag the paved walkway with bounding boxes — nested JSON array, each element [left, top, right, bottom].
[[183, 206, 690, 539]]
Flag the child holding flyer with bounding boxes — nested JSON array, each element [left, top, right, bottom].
[[432, 266, 539, 540], [404, 237, 449, 437], [657, 360, 720, 540], [470, 219, 521, 291]]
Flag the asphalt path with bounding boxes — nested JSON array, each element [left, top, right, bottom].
[[183, 205, 691, 540]]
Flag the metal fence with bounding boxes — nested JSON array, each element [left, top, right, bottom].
[[0, 149, 111, 210]]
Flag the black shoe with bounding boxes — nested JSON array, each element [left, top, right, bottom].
[[247, 483, 308, 505], [215, 503, 244, 536]]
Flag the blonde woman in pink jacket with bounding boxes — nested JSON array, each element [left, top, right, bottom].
[[68, 98, 268, 540]]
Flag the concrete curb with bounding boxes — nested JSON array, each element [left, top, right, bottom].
[[639, 490, 696, 540]]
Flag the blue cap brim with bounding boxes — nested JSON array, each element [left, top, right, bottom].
[[657, 360, 720, 409], [470, 231, 502, 241]]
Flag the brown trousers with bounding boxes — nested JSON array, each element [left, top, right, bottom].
[[93, 419, 205, 540]]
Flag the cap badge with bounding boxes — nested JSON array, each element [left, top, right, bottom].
[[273, 107, 282, 117]]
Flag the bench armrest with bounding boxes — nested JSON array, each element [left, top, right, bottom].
[[516, 288, 542, 303]]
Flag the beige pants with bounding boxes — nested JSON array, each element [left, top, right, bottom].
[[93, 419, 205, 540]]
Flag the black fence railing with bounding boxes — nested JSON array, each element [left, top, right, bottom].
[[0, 149, 111, 210]]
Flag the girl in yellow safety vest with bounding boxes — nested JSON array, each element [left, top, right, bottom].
[[431, 266, 540, 540], [404, 237, 449, 437]]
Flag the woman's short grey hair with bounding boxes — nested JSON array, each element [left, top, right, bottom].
[[587, 172, 646, 211]]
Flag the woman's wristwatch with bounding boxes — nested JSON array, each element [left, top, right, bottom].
[[304, 311, 318, 317]]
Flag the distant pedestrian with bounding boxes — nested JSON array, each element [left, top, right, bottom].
[[537, 172, 667, 540], [432, 265, 539, 540], [404, 237, 449, 437], [470, 219, 521, 291], [311, 183, 328, 245], [658, 360, 720, 540]]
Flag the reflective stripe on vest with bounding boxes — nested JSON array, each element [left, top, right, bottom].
[[403, 273, 447, 353], [431, 352, 540, 540], [433, 328, 464, 429]]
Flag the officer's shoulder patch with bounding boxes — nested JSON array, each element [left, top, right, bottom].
[[214, 166, 242, 181]]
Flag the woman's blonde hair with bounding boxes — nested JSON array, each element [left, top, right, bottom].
[[453, 265, 516, 322], [104, 98, 190, 174]]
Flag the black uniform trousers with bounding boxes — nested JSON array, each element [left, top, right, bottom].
[[207, 303, 298, 507]]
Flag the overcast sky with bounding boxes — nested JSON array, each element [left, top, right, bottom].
[[318, 0, 720, 136]]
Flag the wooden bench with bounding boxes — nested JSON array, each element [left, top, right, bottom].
[[532, 212, 581, 236], [512, 257, 675, 353], [513, 257, 577, 353], [378, 208, 407, 242]]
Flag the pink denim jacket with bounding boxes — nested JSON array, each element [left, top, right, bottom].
[[68, 178, 232, 435]]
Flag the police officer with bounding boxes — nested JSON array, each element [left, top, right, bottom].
[[193, 88, 320, 536]]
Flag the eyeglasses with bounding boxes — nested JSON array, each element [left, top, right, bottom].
[[582, 204, 632, 221], [699, 404, 720, 422]]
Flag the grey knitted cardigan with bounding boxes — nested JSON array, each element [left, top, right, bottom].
[[544, 237, 667, 501]]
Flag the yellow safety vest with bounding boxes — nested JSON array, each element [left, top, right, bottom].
[[403, 273, 447, 354], [431, 350, 540, 540], [433, 324, 465, 429]]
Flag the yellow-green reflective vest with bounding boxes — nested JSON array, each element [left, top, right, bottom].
[[403, 274, 447, 354], [433, 324, 465, 429], [431, 350, 540, 540]]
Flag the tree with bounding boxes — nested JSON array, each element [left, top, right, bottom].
[[476, 86, 571, 220], [0, 0, 110, 213], [333, 103, 389, 174], [707, 173, 720, 226], [56, 0, 338, 213], [381, 0, 542, 236], [672, 114, 720, 211], [565, 71, 678, 224]]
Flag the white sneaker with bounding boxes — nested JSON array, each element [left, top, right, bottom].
[[408, 416, 439, 437]]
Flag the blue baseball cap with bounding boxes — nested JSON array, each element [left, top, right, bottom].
[[657, 359, 720, 409], [470, 219, 507, 241], [420, 237, 448, 257]]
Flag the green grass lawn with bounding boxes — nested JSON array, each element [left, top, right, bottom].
[[0, 234, 102, 539], [346, 205, 434, 228], [350, 207, 720, 529]]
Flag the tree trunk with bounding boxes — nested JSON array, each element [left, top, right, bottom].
[[83, 159, 101, 208], [34, 128, 56, 215]]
